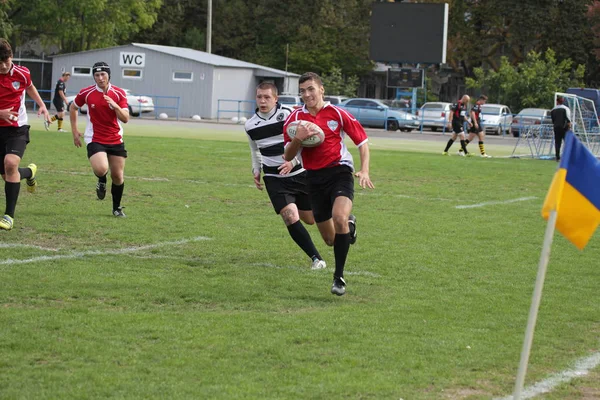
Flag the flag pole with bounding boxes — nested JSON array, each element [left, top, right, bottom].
[[512, 210, 558, 399]]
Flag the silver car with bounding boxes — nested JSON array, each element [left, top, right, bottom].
[[339, 98, 419, 131], [480, 104, 513, 135], [416, 102, 452, 131]]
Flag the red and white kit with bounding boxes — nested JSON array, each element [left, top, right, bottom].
[[284, 104, 368, 171], [74, 84, 128, 145], [0, 64, 32, 128]]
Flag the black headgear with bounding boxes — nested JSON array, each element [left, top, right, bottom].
[[92, 61, 111, 79]]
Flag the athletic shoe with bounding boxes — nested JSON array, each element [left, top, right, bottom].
[[113, 207, 126, 218], [96, 181, 106, 200], [481, 153, 492, 158], [311, 258, 327, 270], [348, 214, 357, 245], [457, 151, 466, 157], [331, 276, 346, 296], [43, 119, 50, 131], [465, 152, 474, 157], [0, 215, 14, 230], [57, 129, 67, 133], [26, 163, 37, 193], [442, 152, 449, 156]]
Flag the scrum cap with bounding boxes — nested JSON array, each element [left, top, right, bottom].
[[92, 61, 111, 79]]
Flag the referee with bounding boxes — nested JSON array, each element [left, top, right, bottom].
[[550, 96, 571, 161]]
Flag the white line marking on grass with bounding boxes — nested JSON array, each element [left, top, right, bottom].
[[455, 196, 537, 209], [0, 243, 60, 251], [0, 236, 212, 266], [495, 352, 600, 400], [250, 262, 381, 277], [356, 192, 454, 202]]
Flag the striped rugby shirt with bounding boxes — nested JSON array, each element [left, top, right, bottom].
[[245, 103, 304, 178]]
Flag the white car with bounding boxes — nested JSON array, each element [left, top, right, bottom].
[[480, 103, 513, 135], [416, 102, 452, 131], [66, 88, 154, 116]]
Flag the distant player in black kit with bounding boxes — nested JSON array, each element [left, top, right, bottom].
[[463, 94, 491, 158], [244, 82, 326, 271], [550, 96, 571, 161], [46, 72, 70, 132], [442, 94, 471, 156]]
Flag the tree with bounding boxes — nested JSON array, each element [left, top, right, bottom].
[[8, 0, 162, 52], [321, 67, 359, 97], [466, 48, 585, 112]]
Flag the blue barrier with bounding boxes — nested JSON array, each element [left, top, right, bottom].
[[217, 99, 255, 121]]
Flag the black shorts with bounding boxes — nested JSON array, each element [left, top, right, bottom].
[[306, 165, 354, 223], [263, 172, 312, 214], [452, 121, 465, 134], [468, 125, 482, 134], [53, 98, 65, 112], [0, 125, 30, 174], [87, 142, 128, 159]]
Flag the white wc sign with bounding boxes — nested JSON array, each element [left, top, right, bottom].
[[119, 52, 146, 67]]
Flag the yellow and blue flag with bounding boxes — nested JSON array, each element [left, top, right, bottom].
[[542, 132, 600, 249]]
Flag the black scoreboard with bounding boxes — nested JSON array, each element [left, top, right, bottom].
[[386, 68, 424, 88]]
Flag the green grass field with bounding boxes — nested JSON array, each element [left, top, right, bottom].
[[0, 118, 598, 399]]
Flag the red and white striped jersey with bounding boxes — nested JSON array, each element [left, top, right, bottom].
[[283, 103, 368, 171], [0, 64, 32, 128], [74, 84, 128, 145]]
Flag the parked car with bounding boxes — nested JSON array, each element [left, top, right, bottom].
[[324, 95, 349, 105], [416, 102, 451, 131], [480, 103, 513, 135], [278, 94, 303, 109], [66, 88, 155, 116], [510, 108, 552, 137], [339, 98, 419, 131]]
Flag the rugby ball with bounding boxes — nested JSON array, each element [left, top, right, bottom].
[[286, 120, 325, 147]]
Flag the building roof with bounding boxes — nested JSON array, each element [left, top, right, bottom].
[[52, 43, 299, 78]]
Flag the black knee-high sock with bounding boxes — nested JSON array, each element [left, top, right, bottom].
[[18, 167, 32, 180], [4, 182, 20, 217], [96, 173, 107, 183], [460, 140, 468, 153], [465, 139, 470, 145], [111, 183, 124, 210], [333, 233, 351, 278], [443, 139, 454, 152], [286, 220, 322, 260]]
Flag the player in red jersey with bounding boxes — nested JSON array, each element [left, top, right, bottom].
[[283, 72, 374, 296], [69, 62, 130, 217], [0, 38, 51, 230]]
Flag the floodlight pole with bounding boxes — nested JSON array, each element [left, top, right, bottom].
[[206, 0, 212, 53]]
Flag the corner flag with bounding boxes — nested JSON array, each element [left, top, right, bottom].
[[541, 132, 600, 250]]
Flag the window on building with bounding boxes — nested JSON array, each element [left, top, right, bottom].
[[72, 66, 91, 76], [173, 71, 193, 82], [123, 69, 143, 79]]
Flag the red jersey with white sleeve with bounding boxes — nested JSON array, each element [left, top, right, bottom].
[[0, 64, 32, 128], [283, 103, 368, 171], [74, 84, 128, 145]]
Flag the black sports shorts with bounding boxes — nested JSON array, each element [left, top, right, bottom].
[[452, 120, 465, 134], [306, 165, 354, 223], [87, 142, 128, 159], [0, 125, 30, 174], [263, 171, 311, 214], [468, 124, 483, 134], [53, 98, 65, 113]]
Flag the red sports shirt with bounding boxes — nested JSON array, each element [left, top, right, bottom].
[[74, 84, 128, 145], [0, 64, 32, 128], [283, 103, 368, 171]]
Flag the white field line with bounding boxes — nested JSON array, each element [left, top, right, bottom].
[[0, 243, 60, 252], [0, 236, 211, 266], [250, 262, 381, 278], [47, 169, 253, 187], [495, 352, 600, 400], [455, 196, 538, 209]]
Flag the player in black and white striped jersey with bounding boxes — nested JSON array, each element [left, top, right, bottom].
[[245, 82, 326, 270]]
